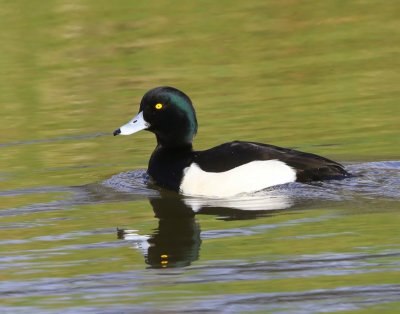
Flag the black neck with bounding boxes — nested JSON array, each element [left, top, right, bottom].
[[148, 143, 194, 191], [155, 134, 194, 150]]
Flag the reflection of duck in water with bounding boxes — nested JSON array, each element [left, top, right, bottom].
[[77, 171, 300, 268], [113, 86, 349, 198], [117, 189, 295, 268], [118, 217, 201, 269], [118, 191, 200, 269]]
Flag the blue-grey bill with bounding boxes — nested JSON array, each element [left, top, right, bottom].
[[116, 111, 149, 136]]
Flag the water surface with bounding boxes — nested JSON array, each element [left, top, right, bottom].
[[1, 1, 400, 313]]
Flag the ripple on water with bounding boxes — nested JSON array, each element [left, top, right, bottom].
[[0, 161, 399, 313], [100, 161, 400, 213], [1, 162, 398, 217]]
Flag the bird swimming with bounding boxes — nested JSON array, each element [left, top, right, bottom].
[[113, 86, 350, 197]]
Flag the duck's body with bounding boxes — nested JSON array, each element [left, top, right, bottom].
[[114, 87, 349, 197]]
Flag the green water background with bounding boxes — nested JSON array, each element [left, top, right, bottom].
[[1, 1, 399, 312]]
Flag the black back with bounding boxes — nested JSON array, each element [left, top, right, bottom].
[[193, 141, 349, 182], [148, 140, 349, 191]]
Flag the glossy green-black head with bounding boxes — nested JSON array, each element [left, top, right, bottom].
[[113, 86, 198, 147]]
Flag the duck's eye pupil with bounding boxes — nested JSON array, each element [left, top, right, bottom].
[[155, 103, 163, 110]]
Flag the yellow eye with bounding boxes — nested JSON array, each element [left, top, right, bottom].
[[155, 103, 163, 110]]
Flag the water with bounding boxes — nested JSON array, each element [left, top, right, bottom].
[[1, 155, 399, 312], [1, 1, 400, 313]]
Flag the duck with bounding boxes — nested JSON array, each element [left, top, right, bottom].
[[113, 86, 350, 197]]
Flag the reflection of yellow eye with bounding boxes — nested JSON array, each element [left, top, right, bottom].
[[155, 103, 163, 110], [161, 254, 168, 267]]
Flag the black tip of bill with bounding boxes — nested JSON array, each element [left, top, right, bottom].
[[113, 128, 121, 136]]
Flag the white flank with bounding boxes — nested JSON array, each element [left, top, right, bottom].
[[179, 160, 297, 197]]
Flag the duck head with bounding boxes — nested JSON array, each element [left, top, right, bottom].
[[113, 86, 198, 148]]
